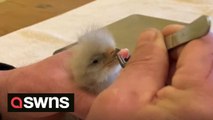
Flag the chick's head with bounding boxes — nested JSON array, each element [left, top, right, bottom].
[[70, 29, 121, 93]]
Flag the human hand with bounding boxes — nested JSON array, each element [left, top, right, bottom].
[[86, 24, 213, 120], [0, 50, 95, 120], [0, 47, 128, 120]]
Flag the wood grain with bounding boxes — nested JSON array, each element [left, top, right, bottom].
[[0, 0, 94, 36]]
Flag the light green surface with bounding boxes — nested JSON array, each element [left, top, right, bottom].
[[106, 14, 187, 53]]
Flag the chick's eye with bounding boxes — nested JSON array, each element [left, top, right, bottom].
[[92, 59, 99, 64], [90, 55, 104, 66]]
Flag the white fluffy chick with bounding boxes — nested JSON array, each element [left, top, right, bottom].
[[68, 29, 121, 94]]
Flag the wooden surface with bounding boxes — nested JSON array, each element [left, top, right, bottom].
[[0, 0, 94, 36]]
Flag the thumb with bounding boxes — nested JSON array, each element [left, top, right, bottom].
[[114, 28, 168, 101]]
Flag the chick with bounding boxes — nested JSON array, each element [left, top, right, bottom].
[[55, 29, 126, 120], [68, 29, 121, 94]]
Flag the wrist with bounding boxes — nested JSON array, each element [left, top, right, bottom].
[[0, 70, 12, 114], [0, 51, 73, 118], [0, 70, 11, 94]]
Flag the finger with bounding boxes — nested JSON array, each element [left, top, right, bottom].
[[161, 24, 185, 85], [172, 32, 213, 89], [162, 24, 185, 60], [162, 24, 185, 36], [112, 28, 168, 101]]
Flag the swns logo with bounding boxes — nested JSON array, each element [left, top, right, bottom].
[[8, 93, 74, 112]]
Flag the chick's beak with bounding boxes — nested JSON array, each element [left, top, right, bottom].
[[105, 48, 130, 68], [103, 48, 120, 67], [112, 48, 121, 58]]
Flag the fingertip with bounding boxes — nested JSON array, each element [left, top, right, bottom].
[[162, 24, 185, 36], [162, 24, 185, 60], [201, 31, 213, 43], [136, 28, 167, 52], [137, 28, 159, 45]]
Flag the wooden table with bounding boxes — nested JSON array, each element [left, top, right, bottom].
[[0, 0, 93, 36]]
